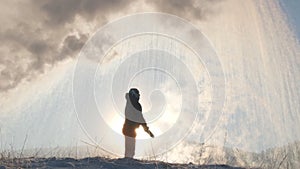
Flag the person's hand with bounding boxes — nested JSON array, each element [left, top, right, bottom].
[[144, 127, 154, 138], [148, 130, 154, 138]]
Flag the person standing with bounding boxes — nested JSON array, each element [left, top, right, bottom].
[[122, 88, 154, 158]]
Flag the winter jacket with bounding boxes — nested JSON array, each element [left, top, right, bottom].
[[122, 93, 149, 138]]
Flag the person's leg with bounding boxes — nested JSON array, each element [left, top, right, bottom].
[[125, 136, 136, 158], [125, 136, 130, 157]]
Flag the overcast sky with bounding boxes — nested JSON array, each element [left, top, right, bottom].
[[0, 0, 299, 93]]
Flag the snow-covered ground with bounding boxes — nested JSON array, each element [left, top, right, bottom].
[[0, 157, 245, 169]]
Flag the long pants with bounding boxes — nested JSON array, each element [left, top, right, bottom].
[[124, 136, 136, 158]]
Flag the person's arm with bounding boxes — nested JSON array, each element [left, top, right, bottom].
[[141, 123, 154, 138], [139, 103, 154, 138], [140, 118, 154, 138]]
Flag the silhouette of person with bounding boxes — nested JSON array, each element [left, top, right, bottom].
[[122, 88, 154, 158]]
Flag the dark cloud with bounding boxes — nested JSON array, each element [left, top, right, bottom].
[[0, 53, 28, 91], [60, 33, 88, 58], [41, 0, 132, 25], [0, 23, 89, 92], [29, 41, 48, 55], [146, 0, 224, 21], [0, 0, 135, 92], [0, 0, 224, 92]]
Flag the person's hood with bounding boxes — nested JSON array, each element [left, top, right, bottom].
[[125, 93, 129, 100]]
